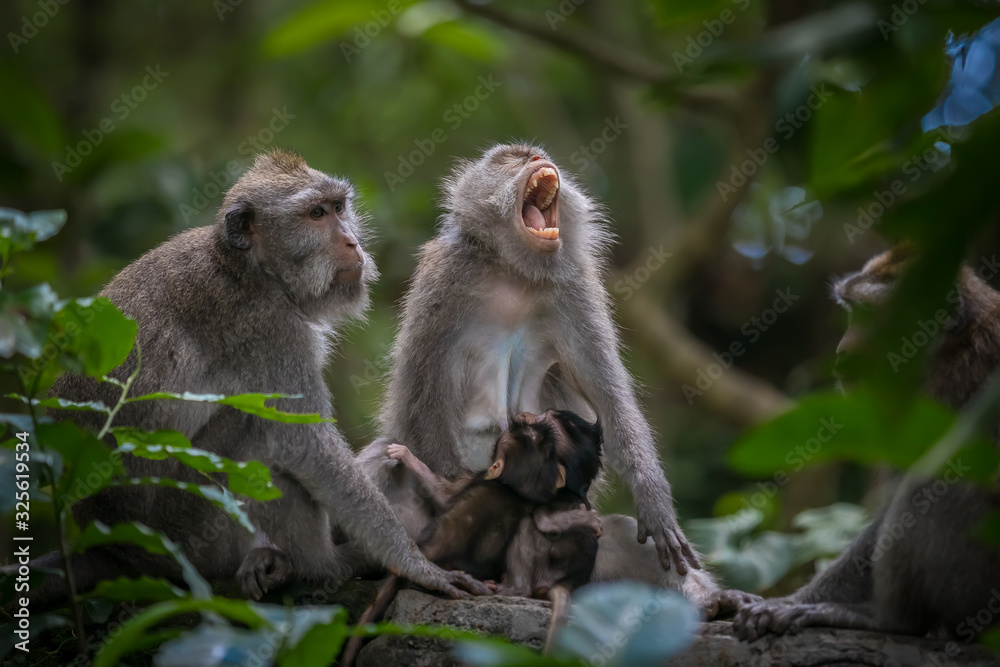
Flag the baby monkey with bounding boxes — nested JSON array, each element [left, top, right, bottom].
[[342, 410, 602, 663]]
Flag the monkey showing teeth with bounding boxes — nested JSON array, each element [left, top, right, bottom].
[[359, 143, 753, 618]]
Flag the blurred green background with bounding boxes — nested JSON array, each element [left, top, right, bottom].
[[4, 0, 1000, 594]]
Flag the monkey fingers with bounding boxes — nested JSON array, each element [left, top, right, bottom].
[[236, 547, 294, 601], [412, 564, 493, 598], [733, 599, 797, 641], [705, 589, 763, 620], [638, 516, 701, 576]]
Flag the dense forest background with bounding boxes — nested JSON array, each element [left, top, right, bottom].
[[4, 0, 1000, 603]]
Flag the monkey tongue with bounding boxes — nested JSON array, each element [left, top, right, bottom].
[[522, 203, 546, 230]]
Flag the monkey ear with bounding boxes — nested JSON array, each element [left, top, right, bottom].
[[224, 201, 255, 250], [485, 458, 504, 480], [556, 464, 566, 489]]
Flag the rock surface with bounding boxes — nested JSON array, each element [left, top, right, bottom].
[[354, 588, 997, 667]]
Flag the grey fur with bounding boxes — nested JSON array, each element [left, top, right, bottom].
[[356, 143, 754, 615], [16, 150, 487, 607], [735, 249, 1000, 640]]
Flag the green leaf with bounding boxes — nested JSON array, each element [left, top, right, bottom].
[[0, 208, 67, 266], [94, 597, 270, 667], [7, 394, 112, 414], [277, 606, 350, 667], [52, 297, 137, 379], [155, 625, 277, 667], [75, 521, 211, 599], [0, 283, 60, 359], [108, 477, 255, 532], [420, 22, 508, 62], [126, 391, 334, 424], [264, 2, 385, 57], [38, 421, 123, 501], [86, 576, 187, 602], [113, 427, 281, 501], [111, 427, 193, 449], [727, 388, 974, 475]]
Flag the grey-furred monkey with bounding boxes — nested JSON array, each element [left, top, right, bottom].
[[356, 143, 756, 616], [9, 150, 488, 609], [734, 247, 1000, 641]]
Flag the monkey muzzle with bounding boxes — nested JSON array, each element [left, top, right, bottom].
[[519, 163, 560, 249], [334, 260, 365, 284]]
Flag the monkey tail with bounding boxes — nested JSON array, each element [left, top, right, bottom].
[[340, 573, 402, 667], [543, 584, 572, 655]]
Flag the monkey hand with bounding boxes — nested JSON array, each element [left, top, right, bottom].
[[636, 510, 701, 576], [733, 597, 816, 641], [386, 443, 413, 464], [700, 588, 763, 621], [406, 561, 493, 598], [236, 547, 294, 601]]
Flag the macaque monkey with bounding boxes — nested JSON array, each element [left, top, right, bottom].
[[735, 247, 1000, 641], [6, 150, 487, 611], [358, 143, 752, 615], [342, 411, 596, 664]]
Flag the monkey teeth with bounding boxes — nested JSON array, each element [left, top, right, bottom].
[[525, 167, 559, 212], [528, 227, 560, 240]]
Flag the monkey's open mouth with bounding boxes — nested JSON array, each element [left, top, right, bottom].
[[520, 164, 560, 246]]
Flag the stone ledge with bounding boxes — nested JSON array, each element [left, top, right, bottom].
[[355, 589, 996, 667]]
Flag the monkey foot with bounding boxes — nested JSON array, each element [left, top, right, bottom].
[[237, 547, 294, 600]]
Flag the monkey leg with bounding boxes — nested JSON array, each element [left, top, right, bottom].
[[734, 510, 886, 641], [244, 474, 358, 586]]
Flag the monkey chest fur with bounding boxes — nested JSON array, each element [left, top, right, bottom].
[[457, 277, 575, 469]]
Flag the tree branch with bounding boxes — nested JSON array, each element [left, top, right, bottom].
[[452, 0, 734, 116], [621, 292, 791, 426]]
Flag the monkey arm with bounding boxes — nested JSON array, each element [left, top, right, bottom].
[[534, 506, 601, 535], [556, 288, 700, 574], [386, 443, 460, 511], [277, 419, 490, 598]]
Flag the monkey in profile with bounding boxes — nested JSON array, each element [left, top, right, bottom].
[[734, 246, 1000, 641], [342, 410, 604, 664], [7, 150, 488, 611], [358, 143, 753, 615]]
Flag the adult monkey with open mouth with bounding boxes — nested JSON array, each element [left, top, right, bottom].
[[358, 143, 753, 615]]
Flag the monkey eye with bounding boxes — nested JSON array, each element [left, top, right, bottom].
[[530, 155, 541, 161], [309, 206, 326, 219], [333, 201, 344, 214]]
